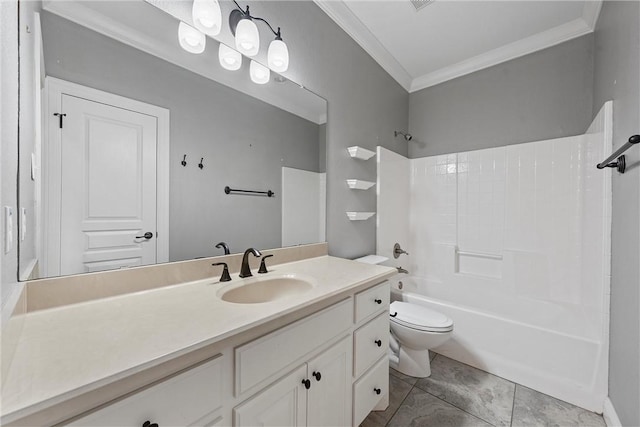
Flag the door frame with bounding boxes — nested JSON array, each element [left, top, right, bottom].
[[43, 77, 170, 276]]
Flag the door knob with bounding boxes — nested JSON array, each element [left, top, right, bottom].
[[312, 371, 322, 381], [302, 379, 311, 389], [136, 232, 153, 239], [374, 388, 381, 395], [374, 339, 382, 347]]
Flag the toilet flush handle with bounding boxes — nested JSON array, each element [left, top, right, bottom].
[[390, 312, 398, 317]]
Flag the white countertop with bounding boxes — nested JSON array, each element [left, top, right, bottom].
[[0, 256, 395, 423]]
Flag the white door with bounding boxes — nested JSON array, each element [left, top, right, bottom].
[[59, 94, 158, 275], [234, 364, 308, 427], [307, 336, 352, 427]]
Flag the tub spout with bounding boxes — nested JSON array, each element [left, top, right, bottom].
[[397, 266, 409, 274]]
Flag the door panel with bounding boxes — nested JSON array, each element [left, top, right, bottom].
[[60, 94, 157, 275], [307, 336, 352, 427], [234, 364, 307, 427]]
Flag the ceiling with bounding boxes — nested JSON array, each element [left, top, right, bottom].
[[315, 0, 602, 92]]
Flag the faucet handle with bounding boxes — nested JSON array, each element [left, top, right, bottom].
[[215, 242, 230, 255], [212, 262, 232, 282], [258, 254, 274, 274]]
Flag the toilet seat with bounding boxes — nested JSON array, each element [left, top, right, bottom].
[[390, 301, 453, 333]]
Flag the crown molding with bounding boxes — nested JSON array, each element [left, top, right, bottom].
[[582, 0, 603, 30], [313, 0, 413, 91], [409, 18, 593, 92]]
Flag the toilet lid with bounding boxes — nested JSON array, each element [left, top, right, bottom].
[[390, 301, 453, 332]]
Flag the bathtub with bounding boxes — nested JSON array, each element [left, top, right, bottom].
[[389, 275, 607, 412]]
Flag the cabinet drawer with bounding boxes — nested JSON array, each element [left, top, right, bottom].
[[353, 356, 389, 427], [235, 298, 352, 396], [354, 281, 390, 324], [353, 312, 389, 377], [69, 355, 224, 426]]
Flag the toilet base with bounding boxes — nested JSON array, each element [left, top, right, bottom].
[[393, 346, 432, 378]]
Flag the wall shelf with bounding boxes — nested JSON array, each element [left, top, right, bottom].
[[346, 212, 375, 221], [347, 146, 376, 160], [346, 179, 375, 190]]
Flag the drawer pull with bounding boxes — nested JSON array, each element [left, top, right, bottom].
[[390, 312, 398, 317], [374, 388, 381, 395], [374, 339, 382, 347], [143, 421, 159, 427], [374, 298, 382, 304], [302, 379, 311, 389], [312, 371, 322, 381]]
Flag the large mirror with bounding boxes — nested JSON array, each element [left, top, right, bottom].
[[18, 0, 327, 280]]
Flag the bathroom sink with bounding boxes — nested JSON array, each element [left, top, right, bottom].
[[218, 275, 315, 304]]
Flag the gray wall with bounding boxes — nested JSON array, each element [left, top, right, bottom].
[[408, 35, 594, 158], [41, 12, 321, 261], [593, 2, 640, 425], [257, 1, 409, 258]]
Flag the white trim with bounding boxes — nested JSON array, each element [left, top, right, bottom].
[[582, 0, 604, 30], [603, 397, 622, 427], [410, 18, 593, 92], [314, 1, 597, 93], [44, 77, 170, 276], [313, 0, 413, 92]]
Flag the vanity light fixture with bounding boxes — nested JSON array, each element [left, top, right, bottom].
[[250, 60, 270, 84], [229, 1, 289, 72], [219, 43, 242, 70], [178, 21, 206, 54], [192, 0, 222, 36]]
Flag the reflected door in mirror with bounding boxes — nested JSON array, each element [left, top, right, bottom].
[[54, 92, 158, 275]]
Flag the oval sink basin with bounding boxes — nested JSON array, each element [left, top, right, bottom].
[[218, 275, 315, 304]]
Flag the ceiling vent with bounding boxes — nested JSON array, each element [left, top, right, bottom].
[[410, 0, 435, 12]]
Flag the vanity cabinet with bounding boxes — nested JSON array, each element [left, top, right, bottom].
[[68, 355, 225, 426], [234, 336, 351, 427], [61, 280, 390, 427]]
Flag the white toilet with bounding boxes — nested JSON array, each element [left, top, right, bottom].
[[388, 301, 453, 377]]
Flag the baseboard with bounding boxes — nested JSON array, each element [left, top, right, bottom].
[[603, 397, 622, 427]]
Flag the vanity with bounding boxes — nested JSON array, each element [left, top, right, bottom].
[[1, 247, 396, 426]]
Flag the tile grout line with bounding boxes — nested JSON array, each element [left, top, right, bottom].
[[383, 382, 416, 427], [413, 385, 499, 427], [510, 384, 517, 426]]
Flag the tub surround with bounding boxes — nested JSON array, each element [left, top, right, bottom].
[[1, 248, 396, 425]]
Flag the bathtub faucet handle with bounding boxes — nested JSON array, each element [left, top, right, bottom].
[[393, 243, 409, 258], [396, 266, 409, 274]]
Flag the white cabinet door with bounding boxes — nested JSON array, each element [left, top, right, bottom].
[[307, 336, 352, 427], [234, 365, 308, 427], [69, 356, 224, 427]]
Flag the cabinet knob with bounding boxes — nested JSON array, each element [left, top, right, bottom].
[[143, 421, 159, 427], [302, 379, 311, 389], [374, 339, 382, 347], [312, 371, 322, 381], [374, 388, 381, 395], [374, 298, 382, 304]]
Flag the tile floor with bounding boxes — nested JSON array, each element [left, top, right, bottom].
[[362, 353, 606, 427]]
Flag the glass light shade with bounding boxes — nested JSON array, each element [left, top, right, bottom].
[[250, 60, 270, 84], [218, 44, 242, 71], [192, 0, 222, 36], [235, 18, 259, 57], [267, 39, 289, 72], [178, 22, 205, 54]]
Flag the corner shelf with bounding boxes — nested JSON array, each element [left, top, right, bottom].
[[347, 146, 376, 161], [346, 179, 375, 190], [346, 212, 375, 221]]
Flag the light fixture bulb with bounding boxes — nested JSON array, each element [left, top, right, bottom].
[[235, 18, 259, 57], [178, 22, 205, 54], [250, 60, 270, 84], [218, 44, 242, 71], [192, 0, 222, 36], [267, 39, 289, 72]]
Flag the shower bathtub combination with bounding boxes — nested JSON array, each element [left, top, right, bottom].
[[377, 103, 613, 412]]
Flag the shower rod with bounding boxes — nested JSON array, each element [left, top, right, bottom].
[[597, 135, 639, 173]]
